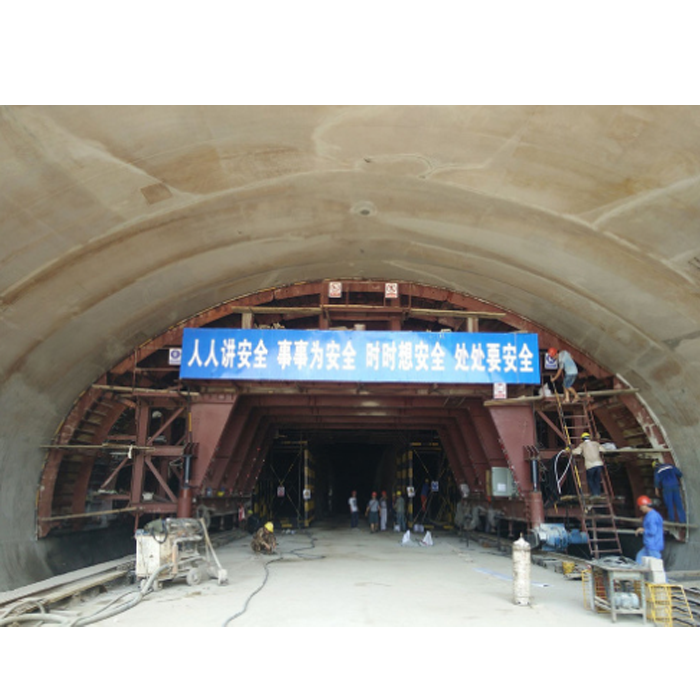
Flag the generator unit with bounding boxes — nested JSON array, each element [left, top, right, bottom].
[[135, 517, 228, 588]]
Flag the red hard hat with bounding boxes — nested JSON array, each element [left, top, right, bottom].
[[547, 347, 558, 357], [637, 495, 652, 507]]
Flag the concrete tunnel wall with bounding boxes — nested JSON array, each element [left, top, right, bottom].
[[1, 106, 700, 590]]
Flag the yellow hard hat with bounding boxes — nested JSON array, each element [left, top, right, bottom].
[[264, 522, 274, 532], [581, 432, 591, 439]]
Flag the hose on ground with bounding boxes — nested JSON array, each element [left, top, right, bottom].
[[0, 562, 172, 627], [221, 554, 283, 627], [69, 562, 172, 627], [222, 530, 323, 626], [0, 612, 73, 627], [0, 597, 48, 621]]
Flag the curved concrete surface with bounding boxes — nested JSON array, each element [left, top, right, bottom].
[[2, 106, 700, 589]]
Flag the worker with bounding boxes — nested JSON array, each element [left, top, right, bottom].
[[365, 491, 380, 533], [653, 459, 686, 523], [251, 521, 277, 554], [547, 347, 580, 403], [394, 490, 406, 531], [454, 494, 468, 534], [570, 432, 608, 498], [420, 479, 430, 513], [348, 490, 359, 528], [634, 495, 664, 565], [379, 491, 389, 531]]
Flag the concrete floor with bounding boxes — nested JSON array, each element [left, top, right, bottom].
[[61, 520, 654, 628], [12, 521, 687, 700]]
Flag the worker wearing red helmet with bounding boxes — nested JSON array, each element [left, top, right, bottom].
[[547, 347, 580, 404], [634, 495, 664, 565]]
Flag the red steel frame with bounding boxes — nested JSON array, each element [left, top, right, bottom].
[[36, 280, 672, 538]]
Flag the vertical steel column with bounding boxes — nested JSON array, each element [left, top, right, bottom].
[[129, 403, 151, 505], [319, 283, 329, 329], [441, 417, 477, 490], [229, 411, 265, 494], [188, 397, 238, 491], [236, 422, 276, 495], [177, 453, 193, 517], [71, 399, 125, 529], [388, 293, 401, 331], [408, 449, 414, 524], [454, 410, 494, 493], [487, 404, 543, 526], [303, 447, 315, 527]]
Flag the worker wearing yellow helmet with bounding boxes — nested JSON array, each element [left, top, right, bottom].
[[571, 431, 609, 498], [251, 520, 277, 554]]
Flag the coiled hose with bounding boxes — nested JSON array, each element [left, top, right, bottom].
[[0, 562, 172, 627]]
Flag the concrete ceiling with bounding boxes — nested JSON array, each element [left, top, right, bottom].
[[2, 105, 700, 587]]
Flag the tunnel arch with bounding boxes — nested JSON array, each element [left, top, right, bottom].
[[2, 106, 700, 591], [36, 280, 677, 562]]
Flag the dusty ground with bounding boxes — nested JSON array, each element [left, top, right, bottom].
[[65, 521, 652, 628], [10, 519, 689, 699]]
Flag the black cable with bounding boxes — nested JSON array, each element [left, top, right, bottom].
[[221, 530, 324, 626], [152, 520, 169, 544], [221, 554, 283, 627], [287, 531, 325, 560]]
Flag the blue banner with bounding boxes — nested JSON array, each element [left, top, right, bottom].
[[179, 329, 540, 385]]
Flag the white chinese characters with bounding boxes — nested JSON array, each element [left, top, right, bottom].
[[182, 330, 539, 383]]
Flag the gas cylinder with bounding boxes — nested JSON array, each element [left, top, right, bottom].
[[512, 533, 531, 606]]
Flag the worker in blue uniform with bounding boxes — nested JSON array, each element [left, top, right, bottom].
[[634, 495, 664, 564], [653, 459, 686, 523]]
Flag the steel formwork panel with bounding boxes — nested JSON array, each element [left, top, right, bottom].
[[36, 279, 672, 540]]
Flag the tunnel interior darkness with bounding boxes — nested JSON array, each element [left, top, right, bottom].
[[265, 438, 394, 520], [312, 440, 391, 516], [258, 430, 457, 528]]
